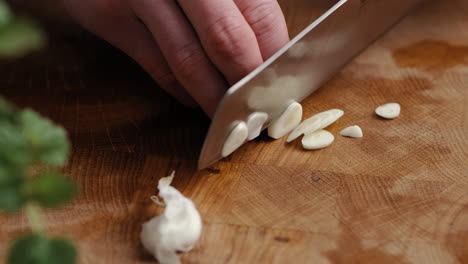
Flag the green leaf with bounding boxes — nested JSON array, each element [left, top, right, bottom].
[[0, 161, 23, 185], [8, 233, 77, 264], [0, 176, 26, 211], [0, 16, 46, 58], [0, 97, 16, 120], [0, 1, 12, 28], [0, 120, 30, 167], [0, 162, 12, 184], [19, 109, 70, 166], [24, 172, 76, 207]]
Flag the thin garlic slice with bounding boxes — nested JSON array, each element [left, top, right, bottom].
[[302, 130, 335, 150], [140, 172, 202, 264], [340, 125, 363, 138], [287, 109, 344, 142], [375, 103, 400, 119], [246, 112, 268, 140], [268, 102, 302, 139], [222, 122, 248, 157]]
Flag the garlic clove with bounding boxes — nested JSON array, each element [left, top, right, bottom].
[[222, 122, 248, 157], [158, 171, 175, 190], [375, 103, 400, 119], [268, 102, 302, 139], [340, 125, 363, 138], [140, 216, 164, 260], [246, 112, 268, 140], [287, 109, 344, 142], [302, 129, 335, 150], [140, 172, 202, 264]]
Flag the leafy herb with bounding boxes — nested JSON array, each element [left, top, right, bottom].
[[0, 1, 45, 58], [0, 174, 26, 211], [24, 172, 77, 208], [8, 233, 77, 264], [0, 0, 12, 28], [1, 3, 76, 263], [19, 110, 70, 166], [0, 98, 77, 264]]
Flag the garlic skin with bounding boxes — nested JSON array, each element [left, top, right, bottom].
[[141, 172, 202, 264], [287, 109, 344, 142], [340, 125, 363, 138], [268, 102, 303, 139], [302, 130, 335, 150], [375, 103, 400, 119]]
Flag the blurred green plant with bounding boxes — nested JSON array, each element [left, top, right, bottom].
[[0, 0, 45, 58], [1, 2, 76, 263], [0, 99, 77, 264]]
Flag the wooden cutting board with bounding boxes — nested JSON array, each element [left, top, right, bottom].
[[1, 0, 467, 263]]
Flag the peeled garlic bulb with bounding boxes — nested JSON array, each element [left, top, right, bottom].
[[140, 172, 202, 264], [246, 112, 268, 140], [287, 109, 344, 142], [340, 125, 363, 138], [375, 103, 400, 119], [302, 130, 335, 150], [268, 102, 302, 139], [222, 122, 248, 157]]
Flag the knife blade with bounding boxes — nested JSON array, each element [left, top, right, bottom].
[[198, 0, 427, 169]]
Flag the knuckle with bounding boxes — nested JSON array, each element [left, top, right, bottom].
[[243, 1, 281, 37], [172, 42, 206, 81], [205, 16, 250, 60], [132, 53, 177, 88], [154, 72, 178, 88]]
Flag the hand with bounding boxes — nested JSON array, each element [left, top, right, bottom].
[[64, 0, 290, 116]]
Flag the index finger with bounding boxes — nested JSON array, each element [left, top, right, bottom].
[[234, 0, 290, 60], [177, 0, 264, 85]]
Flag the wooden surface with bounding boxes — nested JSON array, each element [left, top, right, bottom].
[[1, 0, 468, 263]]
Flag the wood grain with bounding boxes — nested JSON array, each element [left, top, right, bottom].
[[1, 0, 468, 263]]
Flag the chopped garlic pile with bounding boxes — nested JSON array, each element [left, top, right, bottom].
[[220, 100, 401, 156], [140, 172, 202, 264]]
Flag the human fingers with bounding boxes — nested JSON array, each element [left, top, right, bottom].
[[234, 0, 290, 59], [131, 0, 228, 116], [177, 0, 264, 85], [64, 0, 196, 106]]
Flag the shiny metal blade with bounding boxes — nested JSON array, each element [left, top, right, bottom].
[[198, 0, 427, 169]]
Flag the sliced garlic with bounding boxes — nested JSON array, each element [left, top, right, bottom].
[[340, 125, 363, 138], [140, 172, 202, 264], [302, 129, 335, 150], [287, 109, 344, 142], [246, 112, 268, 140], [222, 122, 248, 157], [268, 102, 302, 139], [375, 103, 400, 119]]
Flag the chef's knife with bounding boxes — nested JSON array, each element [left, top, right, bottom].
[[198, 0, 427, 169]]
